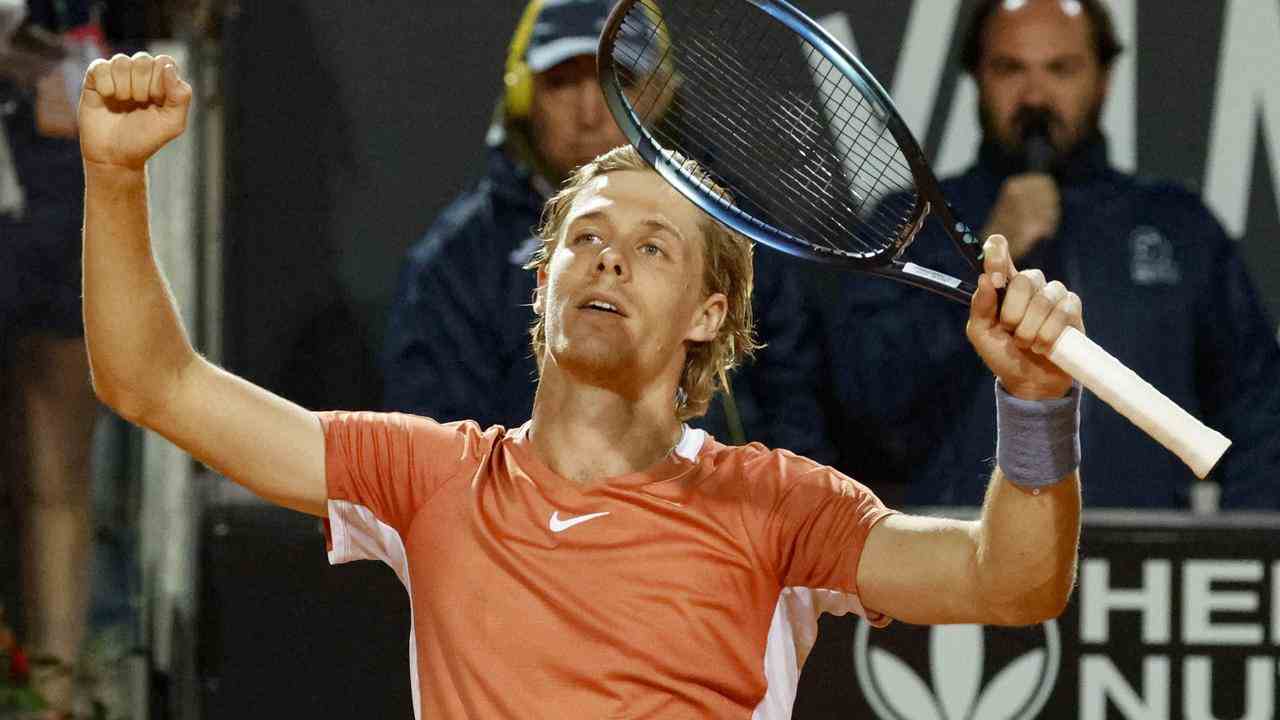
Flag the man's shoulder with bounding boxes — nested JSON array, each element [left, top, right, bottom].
[[421, 414, 517, 442], [323, 411, 514, 465], [1102, 171, 1228, 240], [1107, 170, 1208, 207], [319, 409, 502, 435], [695, 437, 852, 489]]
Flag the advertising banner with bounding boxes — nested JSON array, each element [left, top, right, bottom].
[[796, 513, 1280, 719]]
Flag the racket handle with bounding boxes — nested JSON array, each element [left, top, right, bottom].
[[1047, 326, 1231, 479]]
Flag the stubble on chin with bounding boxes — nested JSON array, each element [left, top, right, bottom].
[[550, 330, 635, 386], [979, 95, 1105, 160]]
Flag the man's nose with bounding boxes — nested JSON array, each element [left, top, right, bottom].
[[1018, 75, 1051, 109], [595, 245, 627, 278]]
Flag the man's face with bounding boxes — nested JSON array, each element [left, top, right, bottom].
[[535, 170, 726, 391], [529, 55, 629, 182], [975, 0, 1110, 159]]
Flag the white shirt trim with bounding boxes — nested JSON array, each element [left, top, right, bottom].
[[752, 587, 885, 719], [327, 499, 423, 720]]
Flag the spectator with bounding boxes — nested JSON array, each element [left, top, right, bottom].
[[1, 0, 109, 714], [823, 0, 1280, 509], [383, 0, 835, 461]]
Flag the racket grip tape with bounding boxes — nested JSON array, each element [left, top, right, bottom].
[[1046, 326, 1231, 478]]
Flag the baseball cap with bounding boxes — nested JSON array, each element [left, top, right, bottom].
[[523, 0, 613, 73]]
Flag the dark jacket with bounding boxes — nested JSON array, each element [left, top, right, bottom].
[[383, 145, 837, 462], [824, 135, 1280, 509]]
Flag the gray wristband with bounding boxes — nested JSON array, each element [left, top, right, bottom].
[[995, 381, 1082, 489]]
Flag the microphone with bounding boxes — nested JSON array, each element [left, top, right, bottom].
[[1022, 109, 1054, 174]]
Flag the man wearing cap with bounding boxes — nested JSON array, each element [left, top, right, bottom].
[[382, 0, 836, 459]]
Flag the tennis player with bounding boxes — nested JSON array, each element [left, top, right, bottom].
[[81, 55, 1084, 719]]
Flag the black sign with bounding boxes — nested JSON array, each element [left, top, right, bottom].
[[795, 513, 1280, 719]]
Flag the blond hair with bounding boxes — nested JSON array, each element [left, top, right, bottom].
[[525, 145, 760, 420]]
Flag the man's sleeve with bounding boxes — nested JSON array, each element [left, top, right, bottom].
[[316, 411, 476, 564], [750, 450, 898, 622], [1191, 217, 1280, 509], [382, 212, 507, 425]]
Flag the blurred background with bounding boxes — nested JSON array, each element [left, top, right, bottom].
[[2, 0, 1279, 718], [223, 0, 1280, 410]]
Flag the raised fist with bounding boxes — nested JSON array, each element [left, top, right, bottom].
[[78, 52, 192, 171]]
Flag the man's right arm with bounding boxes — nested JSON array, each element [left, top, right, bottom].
[[856, 237, 1084, 626], [82, 53, 326, 516]]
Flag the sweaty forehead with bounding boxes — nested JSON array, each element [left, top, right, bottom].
[[567, 170, 704, 237]]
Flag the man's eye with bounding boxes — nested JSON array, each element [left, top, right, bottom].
[[988, 60, 1022, 77], [1048, 60, 1080, 77], [640, 242, 665, 257], [573, 233, 602, 245]]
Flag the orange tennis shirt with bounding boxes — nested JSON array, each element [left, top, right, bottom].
[[318, 412, 897, 719]]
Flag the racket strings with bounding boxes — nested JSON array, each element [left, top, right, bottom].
[[624, 44, 874, 252], [622, 1, 912, 197], [638, 84, 868, 253], [609, 0, 921, 258], [640, 93, 856, 254], [804, 71, 911, 219], [751, 34, 918, 229], [617, 19, 885, 255], [617, 7, 910, 209], [619, 10, 890, 210], [622, 6, 913, 250], [627, 21, 916, 249], [801, 47, 915, 191]]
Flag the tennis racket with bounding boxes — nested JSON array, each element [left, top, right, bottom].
[[597, 0, 1231, 478]]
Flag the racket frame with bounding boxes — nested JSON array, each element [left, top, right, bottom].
[[598, 0, 984, 304], [598, 0, 1232, 478]]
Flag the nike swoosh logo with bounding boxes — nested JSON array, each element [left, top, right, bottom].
[[549, 511, 610, 533]]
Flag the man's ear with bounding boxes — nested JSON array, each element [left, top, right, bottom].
[[686, 292, 728, 343], [533, 268, 548, 315]]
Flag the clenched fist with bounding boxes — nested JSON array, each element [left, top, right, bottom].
[[78, 52, 192, 171], [966, 234, 1084, 401]]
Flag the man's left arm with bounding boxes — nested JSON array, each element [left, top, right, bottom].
[[855, 235, 1082, 626]]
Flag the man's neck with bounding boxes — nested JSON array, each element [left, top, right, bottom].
[[527, 368, 685, 486]]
